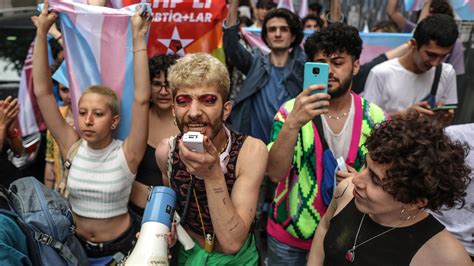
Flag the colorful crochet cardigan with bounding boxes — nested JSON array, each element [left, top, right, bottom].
[[267, 93, 388, 250]]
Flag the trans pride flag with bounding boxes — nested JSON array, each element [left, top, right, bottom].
[[44, 1, 148, 140], [17, 39, 55, 137], [452, 0, 474, 20], [241, 28, 412, 64], [404, 0, 424, 11], [276, 0, 308, 18]]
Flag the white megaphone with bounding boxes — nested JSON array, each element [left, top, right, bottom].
[[125, 186, 176, 265]]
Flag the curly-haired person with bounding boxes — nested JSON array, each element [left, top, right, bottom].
[[308, 112, 472, 266]]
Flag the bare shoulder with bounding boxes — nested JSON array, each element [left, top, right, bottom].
[[332, 178, 355, 216], [235, 136, 268, 180], [411, 229, 471, 266], [238, 136, 269, 166]]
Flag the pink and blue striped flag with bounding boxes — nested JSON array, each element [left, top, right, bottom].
[[277, 0, 294, 12], [17, 39, 55, 137], [298, 0, 308, 18], [241, 28, 412, 64], [43, 1, 149, 140], [452, 0, 474, 20], [404, 0, 424, 11]]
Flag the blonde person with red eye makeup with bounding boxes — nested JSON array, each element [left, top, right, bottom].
[[307, 112, 472, 266], [155, 53, 268, 265], [33, 1, 153, 263]]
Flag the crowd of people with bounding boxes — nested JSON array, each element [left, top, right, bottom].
[[0, 0, 473, 265]]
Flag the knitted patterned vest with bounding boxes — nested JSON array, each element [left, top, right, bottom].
[[267, 93, 388, 250]]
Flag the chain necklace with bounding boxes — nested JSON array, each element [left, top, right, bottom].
[[188, 137, 229, 253], [345, 214, 404, 263], [325, 111, 348, 120]]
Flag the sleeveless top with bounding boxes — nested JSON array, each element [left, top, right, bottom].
[[323, 199, 445, 266], [135, 144, 163, 187], [67, 139, 135, 219], [169, 128, 247, 236], [267, 94, 388, 250]]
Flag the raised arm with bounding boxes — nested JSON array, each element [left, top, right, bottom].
[[329, 0, 342, 23], [386, 0, 407, 32], [227, 0, 239, 27], [417, 0, 432, 23], [223, 0, 253, 75], [267, 86, 329, 182], [33, 0, 78, 158], [123, 7, 151, 174]]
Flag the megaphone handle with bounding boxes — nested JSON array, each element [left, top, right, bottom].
[[174, 213, 195, 250]]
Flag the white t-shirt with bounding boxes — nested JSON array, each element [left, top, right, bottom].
[[321, 94, 355, 160], [363, 58, 457, 114], [431, 124, 474, 256]]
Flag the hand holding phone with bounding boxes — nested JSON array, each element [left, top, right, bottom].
[[303, 62, 329, 95], [182, 132, 204, 153], [432, 104, 457, 112]]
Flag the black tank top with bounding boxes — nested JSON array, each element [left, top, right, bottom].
[[170, 129, 247, 236], [323, 199, 444, 266], [135, 144, 163, 187]]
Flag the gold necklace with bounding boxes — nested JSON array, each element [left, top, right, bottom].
[[346, 214, 404, 262], [188, 135, 229, 253], [325, 111, 348, 120], [193, 187, 214, 253]]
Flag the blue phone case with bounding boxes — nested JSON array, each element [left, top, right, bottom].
[[303, 62, 329, 95]]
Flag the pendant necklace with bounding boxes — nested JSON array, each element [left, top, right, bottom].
[[193, 186, 215, 253], [345, 214, 404, 263]]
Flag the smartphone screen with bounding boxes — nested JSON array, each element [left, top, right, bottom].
[[303, 62, 329, 95]]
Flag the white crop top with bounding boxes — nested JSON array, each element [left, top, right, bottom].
[[67, 139, 135, 219]]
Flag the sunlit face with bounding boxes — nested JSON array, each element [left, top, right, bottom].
[[151, 71, 172, 111], [312, 51, 359, 98], [351, 154, 404, 216], [412, 40, 452, 73], [304, 19, 320, 31], [78, 93, 119, 148], [58, 83, 71, 106], [265, 17, 295, 52], [173, 85, 231, 139]]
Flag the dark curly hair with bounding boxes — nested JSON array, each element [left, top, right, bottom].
[[430, 0, 454, 18], [365, 112, 471, 211], [414, 14, 458, 48], [261, 8, 304, 49], [304, 22, 362, 61], [148, 54, 179, 82]]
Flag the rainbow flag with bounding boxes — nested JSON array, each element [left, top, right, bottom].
[[43, 1, 148, 140], [241, 28, 412, 64]]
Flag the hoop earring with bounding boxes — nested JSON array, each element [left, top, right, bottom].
[[111, 125, 116, 130]]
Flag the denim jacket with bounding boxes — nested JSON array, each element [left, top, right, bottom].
[[223, 24, 306, 135]]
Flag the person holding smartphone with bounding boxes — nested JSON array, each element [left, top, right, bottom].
[[265, 23, 388, 265]]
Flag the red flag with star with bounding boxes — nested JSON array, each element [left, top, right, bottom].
[[123, 0, 227, 61]]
